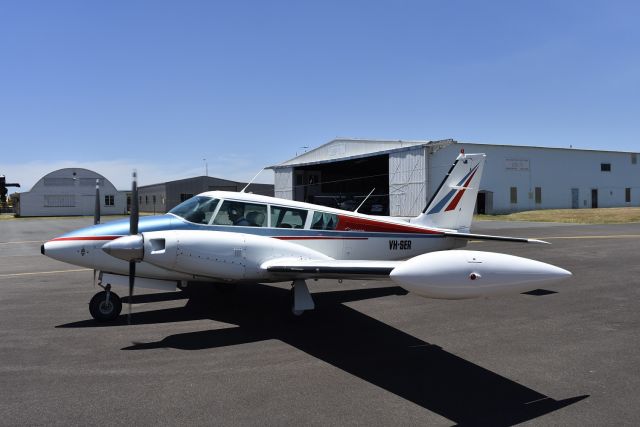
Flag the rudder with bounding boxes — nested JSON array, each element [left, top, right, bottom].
[[412, 152, 486, 232]]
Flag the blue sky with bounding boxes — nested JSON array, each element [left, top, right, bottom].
[[1, 1, 638, 190]]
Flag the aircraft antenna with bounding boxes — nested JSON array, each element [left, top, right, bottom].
[[240, 168, 264, 193], [355, 188, 376, 213]]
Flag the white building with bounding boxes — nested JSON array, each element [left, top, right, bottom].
[[16, 168, 127, 217], [269, 139, 639, 216]]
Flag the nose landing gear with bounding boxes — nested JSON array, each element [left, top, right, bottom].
[[89, 283, 122, 322]]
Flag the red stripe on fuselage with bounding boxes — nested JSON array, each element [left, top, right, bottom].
[[275, 236, 368, 240], [335, 215, 443, 235], [50, 235, 123, 242]]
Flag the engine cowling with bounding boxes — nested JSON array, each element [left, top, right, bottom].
[[132, 230, 331, 282], [390, 250, 571, 299]]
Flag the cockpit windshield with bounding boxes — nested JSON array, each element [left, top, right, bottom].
[[168, 196, 220, 224]]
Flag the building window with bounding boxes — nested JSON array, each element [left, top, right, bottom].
[[180, 193, 194, 202], [535, 187, 542, 204], [510, 187, 517, 204], [626, 188, 631, 203], [145, 195, 148, 204], [104, 195, 114, 206], [152, 195, 156, 204], [632, 154, 637, 165], [601, 163, 611, 172], [139, 196, 142, 204]]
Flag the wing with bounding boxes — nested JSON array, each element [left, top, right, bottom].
[[261, 258, 400, 280], [443, 231, 549, 244]]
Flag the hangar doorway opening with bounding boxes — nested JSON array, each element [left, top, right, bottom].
[[476, 190, 493, 215], [292, 154, 389, 215]]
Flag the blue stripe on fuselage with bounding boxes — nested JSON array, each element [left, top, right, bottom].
[[59, 214, 445, 240]]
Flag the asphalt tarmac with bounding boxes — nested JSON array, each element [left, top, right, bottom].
[[1, 217, 639, 426]]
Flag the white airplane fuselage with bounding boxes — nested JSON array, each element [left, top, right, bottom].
[[43, 191, 462, 283]]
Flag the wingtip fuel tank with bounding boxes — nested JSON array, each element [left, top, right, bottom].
[[390, 250, 571, 299]]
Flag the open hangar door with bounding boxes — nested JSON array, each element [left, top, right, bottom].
[[292, 154, 390, 215]]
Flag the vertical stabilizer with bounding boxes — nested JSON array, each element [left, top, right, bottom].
[[412, 152, 486, 232]]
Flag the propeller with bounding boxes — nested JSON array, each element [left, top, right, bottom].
[[100, 171, 143, 324], [93, 179, 100, 288], [128, 171, 139, 324], [94, 179, 101, 225]]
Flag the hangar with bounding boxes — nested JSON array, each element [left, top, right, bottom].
[[137, 176, 274, 214], [15, 168, 126, 217], [269, 138, 640, 216]]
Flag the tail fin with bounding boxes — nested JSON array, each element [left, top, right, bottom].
[[412, 152, 486, 232]]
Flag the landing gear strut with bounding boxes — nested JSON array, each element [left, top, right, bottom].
[[89, 283, 122, 322], [291, 279, 315, 316]]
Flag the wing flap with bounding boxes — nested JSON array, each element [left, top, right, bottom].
[[443, 231, 549, 244], [262, 258, 399, 280]]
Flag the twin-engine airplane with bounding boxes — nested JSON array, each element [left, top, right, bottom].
[[42, 152, 571, 322]]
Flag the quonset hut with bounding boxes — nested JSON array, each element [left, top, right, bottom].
[[268, 138, 640, 216], [15, 168, 126, 217]]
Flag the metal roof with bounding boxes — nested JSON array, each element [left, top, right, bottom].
[[269, 138, 639, 169], [268, 138, 455, 169]]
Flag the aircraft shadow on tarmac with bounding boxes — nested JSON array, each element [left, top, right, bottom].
[[58, 283, 587, 426]]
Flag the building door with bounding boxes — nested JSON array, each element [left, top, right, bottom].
[[571, 188, 579, 209], [591, 189, 598, 208], [476, 192, 485, 214], [476, 191, 493, 214]]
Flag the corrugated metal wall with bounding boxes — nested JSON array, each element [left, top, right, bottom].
[[388, 147, 426, 217], [274, 167, 293, 199]]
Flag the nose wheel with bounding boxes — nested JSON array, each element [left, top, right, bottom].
[[89, 284, 122, 321]]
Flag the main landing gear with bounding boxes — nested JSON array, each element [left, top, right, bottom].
[[291, 279, 315, 316], [89, 283, 122, 322]]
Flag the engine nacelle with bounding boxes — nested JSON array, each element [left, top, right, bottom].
[[390, 250, 571, 299], [138, 230, 331, 282]]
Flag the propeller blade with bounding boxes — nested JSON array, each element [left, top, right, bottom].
[[128, 261, 135, 325], [128, 170, 139, 326], [130, 171, 138, 235], [94, 179, 100, 225]]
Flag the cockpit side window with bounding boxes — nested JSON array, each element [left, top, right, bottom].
[[311, 211, 338, 230], [270, 206, 308, 229], [214, 200, 268, 227], [168, 196, 220, 224]]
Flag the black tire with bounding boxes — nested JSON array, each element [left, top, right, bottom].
[[89, 291, 122, 322]]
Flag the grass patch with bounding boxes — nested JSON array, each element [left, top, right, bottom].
[[475, 207, 640, 224]]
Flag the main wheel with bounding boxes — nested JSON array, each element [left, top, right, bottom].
[[89, 291, 122, 322]]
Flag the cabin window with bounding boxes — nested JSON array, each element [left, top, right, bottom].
[[311, 211, 338, 230], [270, 206, 308, 229], [214, 200, 267, 227], [169, 196, 220, 224], [104, 195, 114, 206]]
